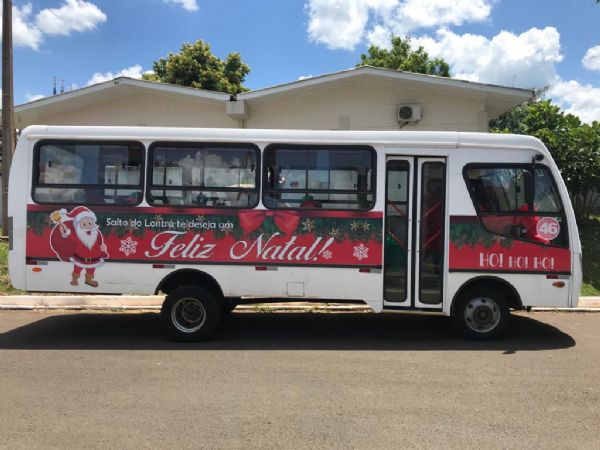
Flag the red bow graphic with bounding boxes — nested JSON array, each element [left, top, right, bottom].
[[238, 210, 300, 235]]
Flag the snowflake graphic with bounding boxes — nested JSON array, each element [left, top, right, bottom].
[[353, 243, 369, 261], [119, 236, 138, 256], [328, 227, 341, 240], [302, 218, 315, 233], [322, 250, 333, 260]]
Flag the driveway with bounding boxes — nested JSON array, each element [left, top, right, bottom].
[[1, 310, 599, 449]]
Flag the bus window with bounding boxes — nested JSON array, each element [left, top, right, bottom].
[[147, 143, 259, 208], [33, 142, 144, 205], [464, 165, 567, 246], [263, 146, 375, 210]]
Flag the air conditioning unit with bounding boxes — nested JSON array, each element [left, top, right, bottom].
[[397, 104, 422, 123]]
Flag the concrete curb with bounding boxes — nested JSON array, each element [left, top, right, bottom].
[[0, 295, 164, 310], [578, 297, 600, 308], [529, 308, 600, 313], [0, 295, 599, 312]]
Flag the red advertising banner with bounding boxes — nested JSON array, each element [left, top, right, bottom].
[[449, 216, 571, 273], [26, 205, 383, 268]]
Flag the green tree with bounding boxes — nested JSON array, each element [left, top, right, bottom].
[[491, 100, 600, 221], [143, 40, 250, 95], [358, 36, 450, 77], [489, 88, 547, 132]]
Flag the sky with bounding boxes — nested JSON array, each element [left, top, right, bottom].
[[1, 0, 599, 123]]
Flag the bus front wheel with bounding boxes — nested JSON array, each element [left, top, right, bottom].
[[452, 287, 510, 340], [161, 285, 223, 341]]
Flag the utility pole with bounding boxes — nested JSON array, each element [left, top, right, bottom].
[[2, 0, 15, 235]]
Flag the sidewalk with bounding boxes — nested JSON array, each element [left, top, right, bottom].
[[578, 297, 600, 308], [0, 295, 599, 311]]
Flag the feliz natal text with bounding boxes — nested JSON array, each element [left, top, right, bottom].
[[144, 230, 335, 261], [105, 217, 234, 230]]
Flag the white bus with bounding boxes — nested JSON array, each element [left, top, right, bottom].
[[8, 126, 582, 340]]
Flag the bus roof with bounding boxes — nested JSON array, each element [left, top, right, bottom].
[[19, 125, 547, 154]]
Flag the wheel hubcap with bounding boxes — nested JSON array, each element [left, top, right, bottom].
[[464, 297, 500, 333], [171, 297, 206, 333]]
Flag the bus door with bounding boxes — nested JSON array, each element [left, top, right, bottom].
[[383, 157, 447, 309]]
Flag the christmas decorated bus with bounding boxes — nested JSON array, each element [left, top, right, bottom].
[[8, 126, 582, 340]]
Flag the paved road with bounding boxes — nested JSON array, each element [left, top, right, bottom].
[[1, 310, 599, 449]]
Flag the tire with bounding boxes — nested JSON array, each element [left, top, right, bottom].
[[161, 285, 223, 341], [451, 287, 510, 340]]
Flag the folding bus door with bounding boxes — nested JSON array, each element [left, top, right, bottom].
[[384, 157, 447, 310], [413, 158, 446, 308]]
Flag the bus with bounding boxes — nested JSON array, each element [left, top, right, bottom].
[[8, 126, 582, 341]]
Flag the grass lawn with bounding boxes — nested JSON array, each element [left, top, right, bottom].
[[579, 217, 600, 296], [0, 240, 24, 294], [1, 220, 600, 296]]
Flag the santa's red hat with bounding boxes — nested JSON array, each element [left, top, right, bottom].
[[66, 206, 96, 226]]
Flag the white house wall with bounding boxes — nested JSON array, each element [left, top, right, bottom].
[[245, 80, 488, 132], [19, 80, 489, 132], [37, 91, 236, 128]]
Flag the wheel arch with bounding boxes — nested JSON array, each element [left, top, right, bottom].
[[450, 275, 523, 315], [155, 268, 224, 299]]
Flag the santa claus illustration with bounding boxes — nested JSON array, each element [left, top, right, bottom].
[[49, 206, 108, 287]]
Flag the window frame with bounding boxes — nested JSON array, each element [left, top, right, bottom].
[[32, 139, 146, 206], [383, 159, 411, 303], [262, 144, 377, 211], [462, 162, 569, 248], [419, 160, 447, 303], [146, 141, 261, 209]]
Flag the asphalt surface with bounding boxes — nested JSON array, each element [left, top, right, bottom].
[[1, 310, 599, 449]]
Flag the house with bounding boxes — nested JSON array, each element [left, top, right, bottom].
[[12, 66, 532, 132], [0, 66, 531, 218]]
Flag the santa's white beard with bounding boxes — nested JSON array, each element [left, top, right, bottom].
[[76, 226, 99, 250]]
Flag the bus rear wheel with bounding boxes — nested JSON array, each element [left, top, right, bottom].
[[161, 286, 222, 341], [452, 287, 510, 340]]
